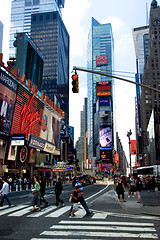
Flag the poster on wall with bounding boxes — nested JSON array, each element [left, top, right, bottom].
[[7, 144, 17, 161], [99, 125, 112, 148], [0, 69, 18, 137]]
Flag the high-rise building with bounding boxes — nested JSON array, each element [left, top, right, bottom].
[[9, 0, 64, 58], [0, 21, 3, 53], [132, 25, 149, 161], [31, 11, 69, 125], [141, 0, 160, 164], [87, 17, 114, 161]]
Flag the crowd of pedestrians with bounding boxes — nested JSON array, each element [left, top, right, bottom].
[[114, 174, 160, 204]]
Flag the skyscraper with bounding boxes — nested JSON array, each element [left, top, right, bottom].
[[141, 0, 160, 163], [9, 0, 64, 58], [31, 11, 69, 125], [87, 17, 114, 160]]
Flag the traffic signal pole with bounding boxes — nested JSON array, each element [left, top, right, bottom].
[[73, 66, 160, 94]]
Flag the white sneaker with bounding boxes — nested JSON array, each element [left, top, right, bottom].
[[128, 195, 131, 198]]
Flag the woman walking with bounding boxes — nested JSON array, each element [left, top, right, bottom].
[[31, 176, 41, 212], [116, 176, 126, 202]]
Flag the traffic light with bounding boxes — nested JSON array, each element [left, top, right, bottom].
[[71, 74, 79, 93]]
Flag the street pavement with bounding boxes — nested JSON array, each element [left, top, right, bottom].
[[0, 179, 160, 240]]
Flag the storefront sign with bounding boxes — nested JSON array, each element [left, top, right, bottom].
[[44, 142, 56, 154], [29, 134, 45, 151], [11, 134, 25, 146], [20, 146, 28, 163]]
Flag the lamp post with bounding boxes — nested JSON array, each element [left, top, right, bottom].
[[127, 129, 132, 175]]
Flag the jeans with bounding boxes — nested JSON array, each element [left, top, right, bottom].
[[70, 196, 90, 214], [0, 194, 11, 206], [56, 193, 64, 206]]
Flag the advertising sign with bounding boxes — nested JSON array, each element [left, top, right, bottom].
[[99, 97, 111, 111], [97, 82, 111, 96], [96, 55, 108, 66], [11, 84, 44, 138], [115, 153, 119, 164], [20, 146, 28, 163], [7, 144, 17, 161], [0, 69, 18, 137], [130, 140, 137, 155], [11, 134, 25, 146], [29, 134, 45, 151], [100, 150, 112, 161], [99, 125, 112, 148]]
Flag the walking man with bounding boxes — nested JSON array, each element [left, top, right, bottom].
[[39, 178, 48, 207], [70, 176, 92, 216], [55, 177, 64, 207], [0, 179, 12, 207]]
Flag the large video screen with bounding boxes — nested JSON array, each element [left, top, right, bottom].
[[99, 125, 112, 148], [97, 82, 111, 96]]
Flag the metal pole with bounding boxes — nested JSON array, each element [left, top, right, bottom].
[[129, 136, 131, 174]]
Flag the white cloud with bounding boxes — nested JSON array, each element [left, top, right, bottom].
[[62, 0, 90, 57], [102, 16, 123, 32]]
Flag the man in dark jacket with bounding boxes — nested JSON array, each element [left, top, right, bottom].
[[39, 178, 48, 207], [55, 177, 64, 207]]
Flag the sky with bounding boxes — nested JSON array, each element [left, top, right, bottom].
[[0, 0, 154, 163]]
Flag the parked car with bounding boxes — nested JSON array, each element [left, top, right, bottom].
[[95, 174, 104, 180]]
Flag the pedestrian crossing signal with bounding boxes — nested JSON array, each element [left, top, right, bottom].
[[71, 74, 79, 93]]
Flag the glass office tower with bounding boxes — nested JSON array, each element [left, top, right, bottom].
[[9, 0, 64, 58], [31, 11, 69, 125], [87, 17, 114, 159]]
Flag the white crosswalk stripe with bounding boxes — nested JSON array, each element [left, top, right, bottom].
[[45, 206, 70, 217], [0, 204, 28, 216], [33, 220, 158, 239], [27, 206, 57, 217]]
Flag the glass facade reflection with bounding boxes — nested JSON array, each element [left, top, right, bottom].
[[31, 11, 69, 125], [87, 17, 114, 158], [9, 0, 63, 58]]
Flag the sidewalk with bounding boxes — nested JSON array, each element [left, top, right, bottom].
[[119, 187, 160, 217]]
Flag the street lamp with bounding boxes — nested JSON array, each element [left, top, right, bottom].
[[127, 129, 132, 175]]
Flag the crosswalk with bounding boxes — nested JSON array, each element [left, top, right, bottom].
[[0, 203, 160, 221], [30, 220, 158, 239]]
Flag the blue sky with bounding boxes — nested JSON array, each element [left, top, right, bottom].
[[0, 0, 153, 164]]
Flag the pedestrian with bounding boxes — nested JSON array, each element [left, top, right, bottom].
[[0, 179, 12, 207], [55, 177, 64, 207], [70, 185, 81, 217], [128, 175, 135, 198], [135, 176, 142, 203], [70, 176, 92, 216], [31, 176, 41, 212], [39, 178, 48, 207], [116, 176, 126, 202]]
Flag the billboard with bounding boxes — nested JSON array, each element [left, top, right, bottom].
[[99, 125, 112, 148], [99, 97, 111, 111], [97, 82, 111, 96], [100, 150, 112, 162], [96, 55, 108, 66], [11, 84, 44, 138], [130, 140, 137, 155], [0, 69, 18, 137]]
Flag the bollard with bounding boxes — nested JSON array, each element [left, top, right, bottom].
[[9, 185, 11, 192], [20, 184, 22, 191], [26, 184, 28, 190], [16, 185, 18, 191]]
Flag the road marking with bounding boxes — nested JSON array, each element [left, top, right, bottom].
[[46, 206, 70, 217], [27, 206, 57, 217], [0, 205, 27, 216], [0, 205, 9, 210], [103, 211, 160, 220], [8, 206, 32, 216], [85, 184, 109, 201], [50, 224, 156, 232], [91, 212, 108, 219], [40, 230, 158, 238], [72, 208, 87, 218], [59, 220, 154, 226]]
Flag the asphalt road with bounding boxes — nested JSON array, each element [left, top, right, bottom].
[[0, 182, 160, 240]]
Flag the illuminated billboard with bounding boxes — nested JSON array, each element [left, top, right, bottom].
[[100, 150, 112, 162], [96, 55, 108, 66], [0, 69, 18, 137], [11, 84, 44, 138], [97, 82, 111, 96], [99, 125, 112, 148], [99, 97, 111, 111]]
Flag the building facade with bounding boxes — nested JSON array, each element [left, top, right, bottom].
[[87, 17, 114, 163], [31, 11, 69, 125], [141, 0, 160, 165], [9, 0, 64, 58]]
